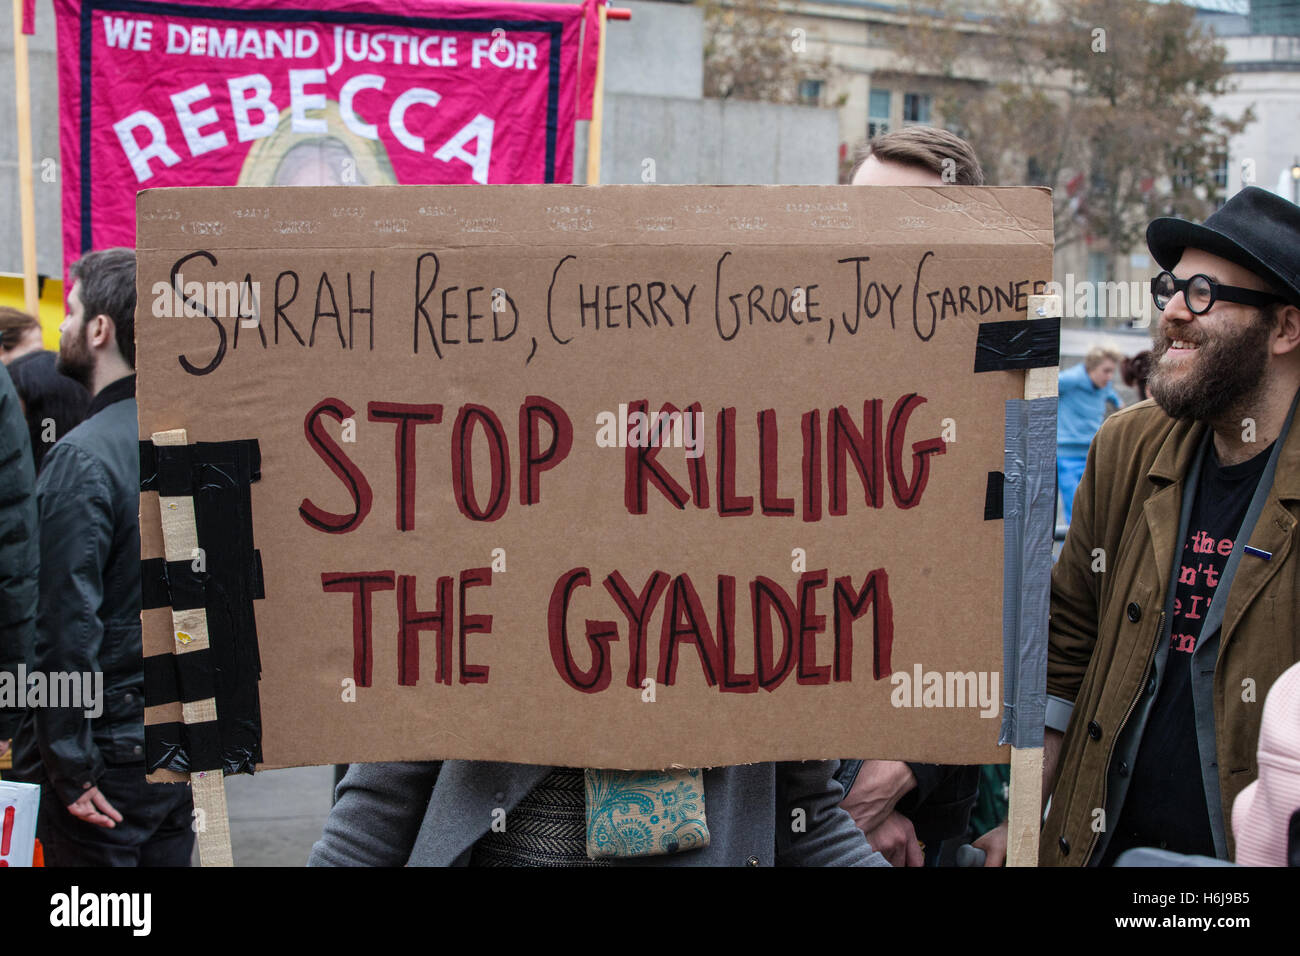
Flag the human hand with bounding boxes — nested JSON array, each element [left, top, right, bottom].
[[973, 821, 1008, 867], [0, 738, 10, 758], [840, 759, 918, 833], [862, 810, 924, 867], [67, 786, 123, 828]]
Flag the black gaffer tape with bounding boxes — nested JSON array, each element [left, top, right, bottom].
[[144, 649, 216, 705], [140, 438, 264, 777], [145, 720, 222, 774], [140, 439, 262, 493], [250, 550, 265, 601], [141, 558, 206, 611], [155, 443, 194, 497], [973, 318, 1060, 373], [141, 557, 169, 611], [984, 471, 1005, 520], [142, 553, 265, 611]]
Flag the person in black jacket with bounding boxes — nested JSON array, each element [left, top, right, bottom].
[[9, 248, 194, 865], [0, 360, 38, 763], [838, 127, 984, 866], [1, 306, 90, 473]]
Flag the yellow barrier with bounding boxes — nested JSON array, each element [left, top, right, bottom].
[[0, 273, 64, 351]]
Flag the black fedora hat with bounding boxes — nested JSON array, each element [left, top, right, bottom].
[[1147, 186, 1300, 308]]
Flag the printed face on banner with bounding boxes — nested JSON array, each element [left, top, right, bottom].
[[136, 184, 1053, 774], [55, 0, 584, 277]]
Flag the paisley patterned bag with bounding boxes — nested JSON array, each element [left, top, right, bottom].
[[583, 768, 710, 859]]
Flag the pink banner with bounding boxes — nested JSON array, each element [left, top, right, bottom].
[[55, 0, 590, 277]]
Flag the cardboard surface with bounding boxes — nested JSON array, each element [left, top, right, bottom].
[[136, 184, 1053, 771]]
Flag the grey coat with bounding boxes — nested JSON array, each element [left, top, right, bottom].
[[310, 759, 889, 867]]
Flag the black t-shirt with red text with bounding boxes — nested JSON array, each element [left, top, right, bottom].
[[1101, 440, 1273, 865]]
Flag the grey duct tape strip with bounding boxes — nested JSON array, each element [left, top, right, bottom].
[[999, 397, 1057, 748]]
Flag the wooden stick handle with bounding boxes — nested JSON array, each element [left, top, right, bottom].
[[152, 428, 236, 867], [1006, 292, 1062, 867], [13, 0, 39, 317], [585, 3, 608, 186]]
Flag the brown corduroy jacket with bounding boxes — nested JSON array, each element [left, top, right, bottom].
[[1042, 398, 1300, 866]]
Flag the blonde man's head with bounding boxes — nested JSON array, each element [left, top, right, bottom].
[[1084, 344, 1124, 372]]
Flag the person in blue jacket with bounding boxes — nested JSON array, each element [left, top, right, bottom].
[[1058, 344, 1124, 525]]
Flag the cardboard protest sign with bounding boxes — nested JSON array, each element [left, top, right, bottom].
[[136, 184, 1053, 774], [55, 0, 595, 277]]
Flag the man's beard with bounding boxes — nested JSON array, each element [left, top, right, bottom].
[[1147, 311, 1273, 423], [56, 325, 94, 391]]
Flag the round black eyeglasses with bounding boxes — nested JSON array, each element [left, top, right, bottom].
[[1150, 270, 1286, 315]]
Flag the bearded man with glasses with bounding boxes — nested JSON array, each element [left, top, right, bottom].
[[1037, 186, 1300, 866]]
